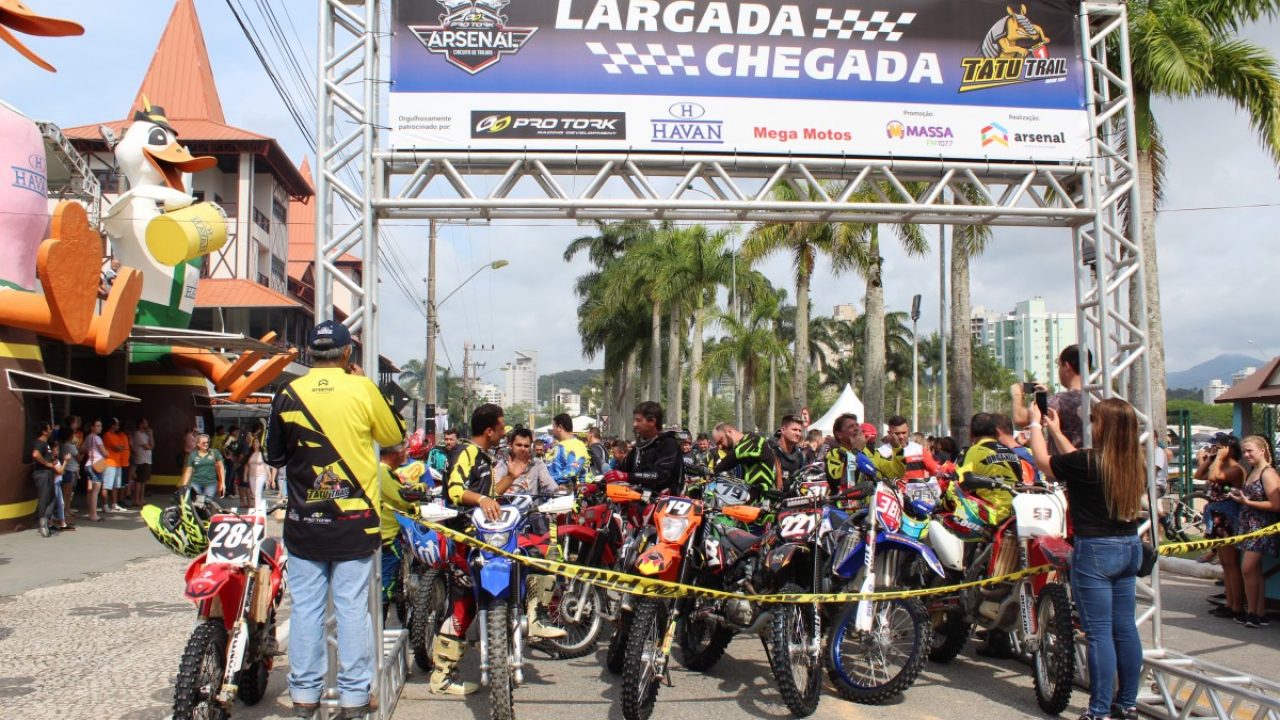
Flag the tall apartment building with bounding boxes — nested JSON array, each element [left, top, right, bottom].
[[503, 350, 538, 407], [973, 297, 1078, 391], [1203, 379, 1230, 403]]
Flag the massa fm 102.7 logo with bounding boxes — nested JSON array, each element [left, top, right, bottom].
[[959, 4, 1068, 92], [409, 0, 537, 74]]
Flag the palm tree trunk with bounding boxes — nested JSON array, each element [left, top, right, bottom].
[[730, 289, 743, 427], [768, 355, 778, 432], [667, 305, 683, 426], [863, 227, 886, 426], [950, 234, 974, 444], [689, 299, 706, 432], [649, 301, 662, 401], [793, 265, 811, 413], [1135, 147, 1167, 438]]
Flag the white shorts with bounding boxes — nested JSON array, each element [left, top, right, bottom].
[[101, 465, 123, 490]]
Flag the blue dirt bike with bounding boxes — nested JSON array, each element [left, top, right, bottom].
[[824, 453, 944, 705]]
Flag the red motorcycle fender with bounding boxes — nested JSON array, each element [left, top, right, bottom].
[[185, 563, 247, 629], [556, 524, 600, 544], [634, 544, 683, 582]]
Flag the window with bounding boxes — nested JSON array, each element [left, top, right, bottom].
[[252, 207, 270, 233], [271, 255, 286, 280], [271, 198, 287, 224]]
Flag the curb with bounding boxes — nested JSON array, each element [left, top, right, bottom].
[[1159, 556, 1223, 580]]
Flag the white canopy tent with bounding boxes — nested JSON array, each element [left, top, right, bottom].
[[533, 415, 598, 434], [808, 384, 865, 437]]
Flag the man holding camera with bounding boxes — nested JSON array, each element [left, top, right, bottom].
[[1011, 344, 1089, 455]]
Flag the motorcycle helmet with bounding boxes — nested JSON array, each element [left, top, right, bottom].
[[142, 487, 220, 558]]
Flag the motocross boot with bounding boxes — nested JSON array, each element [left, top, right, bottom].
[[428, 635, 479, 696], [526, 574, 567, 640]]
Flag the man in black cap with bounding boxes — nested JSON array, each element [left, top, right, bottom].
[[266, 320, 404, 720]]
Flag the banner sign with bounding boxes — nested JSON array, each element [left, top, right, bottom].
[[390, 0, 1089, 162]]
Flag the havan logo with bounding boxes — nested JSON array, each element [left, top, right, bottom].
[[651, 102, 724, 145], [409, 0, 537, 75]]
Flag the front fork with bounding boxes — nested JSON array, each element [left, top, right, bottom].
[[1017, 542, 1039, 646], [217, 566, 257, 704], [478, 561, 525, 687]]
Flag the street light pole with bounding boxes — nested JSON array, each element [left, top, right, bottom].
[[911, 294, 921, 432], [423, 220, 438, 431], [939, 190, 950, 437]]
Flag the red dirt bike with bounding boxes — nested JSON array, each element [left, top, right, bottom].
[[173, 498, 287, 720]]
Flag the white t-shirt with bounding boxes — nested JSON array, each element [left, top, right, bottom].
[[131, 430, 154, 465]]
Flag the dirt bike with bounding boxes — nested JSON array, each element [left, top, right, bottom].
[[675, 476, 769, 675], [173, 497, 286, 720], [519, 480, 629, 659], [394, 486, 464, 673], [470, 493, 577, 720], [623, 488, 760, 720], [823, 453, 942, 705], [753, 473, 857, 718], [918, 472, 1076, 715], [604, 481, 664, 674]]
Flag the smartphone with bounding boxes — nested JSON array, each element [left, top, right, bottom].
[[1022, 382, 1038, 394], [1034, 391, 1049, 417]]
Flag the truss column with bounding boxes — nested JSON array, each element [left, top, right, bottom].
[[1077, 1, 1162, 648], [316, 0, 380, 371]]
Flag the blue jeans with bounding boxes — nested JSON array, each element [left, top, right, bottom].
[[287, 553, 375, 708], [1072, 534, 1144, 715]]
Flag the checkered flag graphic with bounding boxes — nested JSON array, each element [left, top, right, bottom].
[[812, 9, 916, 41], [585, 42, 701, 76]]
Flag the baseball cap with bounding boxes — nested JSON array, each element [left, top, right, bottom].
[[309, 320, 352, 350], [860, 423, 878, 442]]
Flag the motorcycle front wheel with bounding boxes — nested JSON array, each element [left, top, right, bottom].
[[236, 608, 277, 705], [621, 598, 669, 720], [487, 603, 516, 720], [826, 595, 931, 705], [677, 596, 735, 672], [1032, 583, 1076, 715], [767, 587, 822, 717], [173, 618, 229, 720]]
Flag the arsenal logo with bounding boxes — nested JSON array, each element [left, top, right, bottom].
[[409, 0, 537, 75]]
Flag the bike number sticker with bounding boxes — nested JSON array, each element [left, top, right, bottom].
[[206, 516, 265, 565], [875, 489, 902, 532], [661, 498, 693, 516], [778, 510, 819, 540]]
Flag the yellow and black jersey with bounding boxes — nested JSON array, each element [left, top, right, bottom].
[[446, 440, 497, 506], [825, 445, 848, 489], [714, 432, 778, 498], [266, 367, 404, 561], [957, 438, 1025, 519]]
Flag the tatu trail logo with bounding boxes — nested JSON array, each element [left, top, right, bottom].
[[959, 4, 1068, 92], [409, 0, 537, 75]]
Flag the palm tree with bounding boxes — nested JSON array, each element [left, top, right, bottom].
[[1129, 1, 1280, 435], [703, 284, 789, 431], [744, 182, 872, 415], [947, 188, 993, 443], [605, 223, 677, 406], [656, 225, 736, 432], [398, 358, 428, 401], [566, 220, 655, 433]]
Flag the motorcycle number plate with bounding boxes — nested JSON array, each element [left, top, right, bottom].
[[206, 515, 265, 566], [778, 509, 819, 540], [874, 489, 902, 533]]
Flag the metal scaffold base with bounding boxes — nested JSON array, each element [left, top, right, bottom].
[[1141, 650, 1280, 720]]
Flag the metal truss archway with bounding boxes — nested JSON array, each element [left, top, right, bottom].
[[313, 1, 1279, 717]]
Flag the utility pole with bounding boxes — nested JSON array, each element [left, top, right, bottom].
[[423, 220, 438, 432], [462, 341, 493, 421]]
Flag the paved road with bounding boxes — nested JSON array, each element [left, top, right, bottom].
[[1, 520, 1275, 720]]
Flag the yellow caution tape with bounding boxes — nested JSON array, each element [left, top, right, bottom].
[[1154, 521, 1280, 556], [416, 518, 1054, 604]]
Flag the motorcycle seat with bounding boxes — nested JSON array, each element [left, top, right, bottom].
[[724, 527, 764, 553]]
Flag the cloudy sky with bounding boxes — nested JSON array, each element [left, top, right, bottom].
[[2, 1, 1277, 385]]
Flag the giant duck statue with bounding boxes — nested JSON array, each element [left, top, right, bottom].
[[102, 100, 297, 402]]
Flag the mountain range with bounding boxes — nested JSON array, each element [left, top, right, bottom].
[[1167, 353, 1265, 390]]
